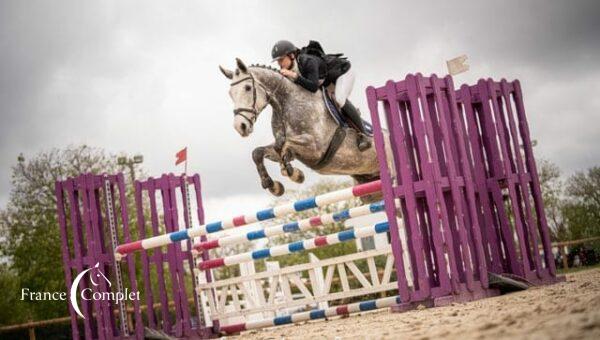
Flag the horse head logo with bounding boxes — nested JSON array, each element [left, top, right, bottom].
[[69, 262, 111, 319]]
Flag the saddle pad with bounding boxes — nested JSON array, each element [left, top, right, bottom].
[[322, 88, 373, 137]]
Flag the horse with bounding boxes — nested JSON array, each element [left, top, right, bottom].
[[220, 58, 389, 197]]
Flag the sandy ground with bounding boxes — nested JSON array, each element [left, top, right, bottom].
[[229, 267, 600, 340]]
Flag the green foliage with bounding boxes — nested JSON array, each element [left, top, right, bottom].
[[563, 167, 600, 247], [538, 160, 600, 250], [0, 145, 144, 324], [538, 159, 567, 240]]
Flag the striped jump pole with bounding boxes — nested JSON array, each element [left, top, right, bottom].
[[219, 295, 401, 334], [193, 201, 385, 253], [115, 180, 381, 257], [198, 221, 390, 270]]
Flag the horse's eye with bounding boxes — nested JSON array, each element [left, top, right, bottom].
[[245, 85, 251, 91]]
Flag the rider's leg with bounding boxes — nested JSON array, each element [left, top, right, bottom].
[[334, 68, 371, 151]]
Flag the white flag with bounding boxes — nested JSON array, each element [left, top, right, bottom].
[[446, 55, 469, 75]]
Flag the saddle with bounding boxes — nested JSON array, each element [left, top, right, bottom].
[[322, 88, 373, 136], [313, 89, 374, 170]]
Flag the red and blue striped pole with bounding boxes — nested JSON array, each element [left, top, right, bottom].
[[115, 180, 381, 257], [219, 295, 401, 334], [193, 200, 385, 253], [198, 221, 390, 270]]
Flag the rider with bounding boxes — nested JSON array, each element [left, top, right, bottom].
[[271, 40, 371, 151]]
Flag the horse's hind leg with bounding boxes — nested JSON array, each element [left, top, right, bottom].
[[279, 149, 304, 184], [252, 144, 285, 196]]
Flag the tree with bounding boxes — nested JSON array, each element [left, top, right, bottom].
[[0, 145, 138, 323], [538, 159, 567, 241], [563, 166, 600, 244]]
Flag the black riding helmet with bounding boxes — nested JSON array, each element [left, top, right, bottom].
[[271, 40, 297, 61]]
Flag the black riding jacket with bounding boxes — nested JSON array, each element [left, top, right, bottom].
[[294, 53, 327, 93]]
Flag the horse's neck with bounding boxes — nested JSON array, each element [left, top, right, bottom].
[[253, 68, 333, 138]]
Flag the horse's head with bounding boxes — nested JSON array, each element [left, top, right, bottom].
[[220, 58, 271, 137]]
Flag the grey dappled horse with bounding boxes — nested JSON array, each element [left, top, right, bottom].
[[220, 58, 388, 196]]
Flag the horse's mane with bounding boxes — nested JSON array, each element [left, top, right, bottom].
[[248, 64, 279, 73]]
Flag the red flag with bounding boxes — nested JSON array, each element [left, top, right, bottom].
[[175, 147, 187, 165]]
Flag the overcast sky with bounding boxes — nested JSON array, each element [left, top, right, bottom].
[[1, 1, 599, 219]]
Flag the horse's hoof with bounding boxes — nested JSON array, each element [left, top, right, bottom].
[[290, 169, 304, 183], [280, 167, 289, 177], [268, 181, 285, 196], [261, 178, 274, 189]]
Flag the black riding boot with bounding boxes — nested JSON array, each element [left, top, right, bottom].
[[341, 100, 371, 151]]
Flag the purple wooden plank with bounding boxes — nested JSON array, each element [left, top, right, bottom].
[[55, 181, 81, 339], [414, 74, 456, 295], [486, 79, 533, 280], [134, 179, 158, 329], [446, 76, 489, 288], [513, 80, 557, 278], [165, 174, 193, 336], [114, 173, 144, 337], [146, 178, 173, 333], [64, 179, 95, 339], [499, 80, 545, 278], [394, 95, 437, 284], [458, 85, 504, 273], [430, 75, 475, 291], [382, 79, 430, 298], [476, 80, 522, 275], [87, 174, 117, 337], [162, 175, 185, 337], [366, 85, 412, 303], [79, 174, 110, 339]]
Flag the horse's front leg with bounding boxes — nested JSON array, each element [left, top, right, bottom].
[[252, 144, 285, 196], [279, 148, 305, 184]]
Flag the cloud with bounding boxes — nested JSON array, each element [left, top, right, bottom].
[[1, 0, 599, 210]]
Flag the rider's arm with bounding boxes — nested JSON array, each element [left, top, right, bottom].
[[294, 57, 320, 92]]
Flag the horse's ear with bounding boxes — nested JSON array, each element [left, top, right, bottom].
[[236, 58, 247, 73], [219, 65, 233, 79]]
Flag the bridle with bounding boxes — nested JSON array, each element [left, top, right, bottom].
[[230, 71, 284, 127]]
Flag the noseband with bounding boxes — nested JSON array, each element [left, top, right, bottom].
[[230, 71, 283, 126]]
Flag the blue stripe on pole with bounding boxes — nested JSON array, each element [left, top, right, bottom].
[[247, 230, 266, 240], [251, 249, 271, 260], [293, 197, 317, 211], [310, 309, 326, 320], [169, 230, 189, 242], [374, 222, 389, 233], [206, 222, 223, 233], [273, 315, 292, 326], [288, 241, 304, 252], [282, 222, 299, 233], [338, 229, 356, 242], [256, 208, 275, 221], [333, 209, 351, 221], [370, 201, 385, 213], [359, 300, 378, 311]]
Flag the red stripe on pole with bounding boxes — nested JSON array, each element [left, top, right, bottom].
[[351, 180, 382, 197], [220, 323, 247, 334], [309, 216, 322, 226], [195, 239, 219, 251], [199, 258, 225, 270], [115, 240, 143, 255], [314, 236, 328, 247], [336, 305, 349, 315], [232, 216, 246, 226]]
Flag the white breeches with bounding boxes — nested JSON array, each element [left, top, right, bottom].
[[328, 67, 355, 107]]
